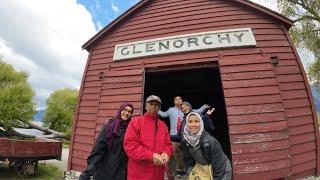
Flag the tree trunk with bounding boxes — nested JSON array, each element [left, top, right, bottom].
[[0, 120, 70, 140], [22, 120, 69, 140], [6, 127, 36, 138]]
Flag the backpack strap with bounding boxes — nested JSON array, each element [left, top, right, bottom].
[[200, 133, 212, 164]]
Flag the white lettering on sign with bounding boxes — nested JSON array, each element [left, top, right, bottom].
[[113, 28, 256, 61]]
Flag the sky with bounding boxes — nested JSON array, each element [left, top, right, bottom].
[[0, 0, 310, 110]]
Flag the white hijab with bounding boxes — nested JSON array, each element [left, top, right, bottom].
[[183, 112, 204, 147]]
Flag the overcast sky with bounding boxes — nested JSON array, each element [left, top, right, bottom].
[[0, 0, 309, 110]]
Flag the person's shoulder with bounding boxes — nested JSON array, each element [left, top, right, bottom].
[[132, 115, 143, 120], [202, 132, 218, 144], [129, 115, 144, 124], [168, 107, 174, 111], [105, 118, 114, 128]]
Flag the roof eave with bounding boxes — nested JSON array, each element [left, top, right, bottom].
[[234, 0, 293, 27], [82, 0, 294, 52]]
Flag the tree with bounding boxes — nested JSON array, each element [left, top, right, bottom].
[[277, 0, 320, 83], [0, 60, 70, 140], [0, 59, 36, 131], [43, 88, 78, 137]]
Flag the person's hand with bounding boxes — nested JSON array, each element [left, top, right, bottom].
[[204, 104, 211, 109], [206, 108, 215, 116], [160, 153, 170, 164], [153, 153, 165, 165]]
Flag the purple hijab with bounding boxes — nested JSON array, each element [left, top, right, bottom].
[[105, 102, 133, 148]]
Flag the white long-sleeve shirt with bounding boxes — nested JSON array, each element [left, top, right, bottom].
[[158, 105, 207, 135]]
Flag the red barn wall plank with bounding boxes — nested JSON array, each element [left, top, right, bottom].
[[232, 149, 290, 165], [228, 112, 286, 125]]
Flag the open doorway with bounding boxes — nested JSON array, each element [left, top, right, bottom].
[[143, 63, 232, 159]]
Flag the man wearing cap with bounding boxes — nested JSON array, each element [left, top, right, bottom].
[[124, 95, 173, 180]]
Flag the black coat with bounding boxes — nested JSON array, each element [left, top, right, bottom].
[[182, 132, 230, 180], [79, 123, 128, 180]]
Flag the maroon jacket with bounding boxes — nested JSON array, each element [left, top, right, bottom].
[[124, 113, 173, 180]]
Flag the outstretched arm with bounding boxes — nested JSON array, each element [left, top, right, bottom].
[[193, 104, 210, 114], [158, 108, 170, 118]]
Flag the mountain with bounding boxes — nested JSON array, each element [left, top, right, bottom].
[[33, 110, 45, 122]]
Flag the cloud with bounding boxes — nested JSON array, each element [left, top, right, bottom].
[[298, 48, 315, 69], [249, 0, 279, 12], [94, 0, 101, 11], [0, 0, 97, 109], [96, 21, 104, 31], [111, 1, 120, 13], [0, 39, 38, 72], [130, 0, 139, 6]]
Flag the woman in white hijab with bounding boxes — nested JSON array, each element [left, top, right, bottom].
[[182, 112, 232, 180]]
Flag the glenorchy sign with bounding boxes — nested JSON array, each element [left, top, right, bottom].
[[113, 28, 257, 61]]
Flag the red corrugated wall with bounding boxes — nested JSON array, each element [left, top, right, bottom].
[[68, 0, 319, 179]]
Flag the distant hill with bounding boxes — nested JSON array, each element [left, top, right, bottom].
[[33, 110, 45, 122]]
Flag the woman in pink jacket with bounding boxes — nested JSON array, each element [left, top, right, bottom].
[[124, 95, 173, 180]]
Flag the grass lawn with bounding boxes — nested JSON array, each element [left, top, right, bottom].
[[0, 162, 64, 180], [62, 142, 69, 149]]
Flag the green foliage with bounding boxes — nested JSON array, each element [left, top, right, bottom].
[[309, 58, 320, 83], [0, 60, 36, 130], [43, 88, 78, 137], [277, 0, 320, 82]]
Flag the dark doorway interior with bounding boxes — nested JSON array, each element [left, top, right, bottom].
[[144, 65, 232, 159]]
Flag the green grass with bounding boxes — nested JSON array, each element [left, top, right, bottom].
[[62, 141, 70, 149], [0, 162, 64, 180]]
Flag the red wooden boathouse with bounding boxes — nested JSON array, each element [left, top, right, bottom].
[[68, 0, 320, 179]]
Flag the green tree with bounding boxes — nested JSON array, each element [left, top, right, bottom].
[[0, 59, 36, 131], [277, 0, 320, 82], [43, 88, 78, 137]]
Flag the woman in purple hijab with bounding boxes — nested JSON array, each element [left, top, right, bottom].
[[79, 103, 134, 180]]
